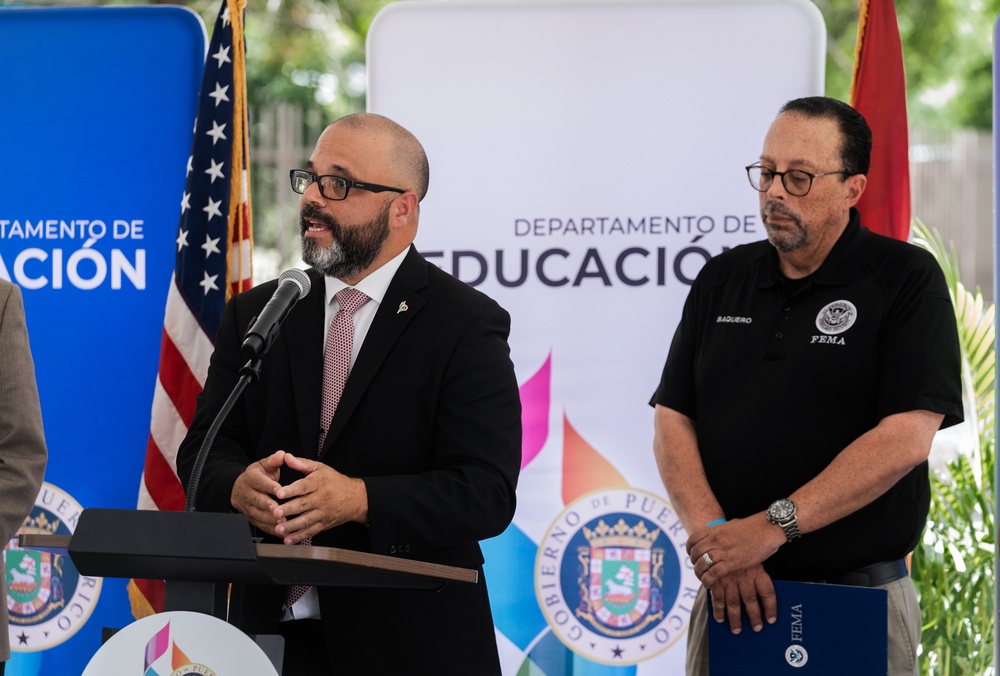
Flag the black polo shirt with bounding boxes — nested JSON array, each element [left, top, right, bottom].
[[651, 209, 963, 581]]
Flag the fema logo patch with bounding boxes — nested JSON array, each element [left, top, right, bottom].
[[534, 488, 699, 665], [815, 300, 857, 335], [7, 482, 101, 652], [785, 644, 809, 668]]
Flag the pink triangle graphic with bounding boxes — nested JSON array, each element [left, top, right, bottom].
[[519, 352, 551, 469]]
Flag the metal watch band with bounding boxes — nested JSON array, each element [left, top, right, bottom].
[[781, 519, 801, 541]]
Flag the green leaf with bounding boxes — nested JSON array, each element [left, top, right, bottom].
[[912, 219, 996, 675]]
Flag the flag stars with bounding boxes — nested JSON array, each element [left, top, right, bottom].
[[200, 271, 220, 295], [212, 44, 232, 70], [186, 155, 193, 176], [203, 197, 223, 221], [202, 234, 222, 258], [205, 158, 226, 183], [206, 120, 228, 145], [180, 191, 191, 214], [221, 5, 231, 27], [208, 83, 230, 107], [176, 228, 190, 252]]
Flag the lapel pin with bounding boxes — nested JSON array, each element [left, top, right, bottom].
[[397, 301, 409, 314]]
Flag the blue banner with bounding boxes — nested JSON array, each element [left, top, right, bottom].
[[0, 7, 205, 674]]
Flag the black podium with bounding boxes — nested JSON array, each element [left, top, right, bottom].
[[20, 508, 478, 673], [19, 507, 477, 619]]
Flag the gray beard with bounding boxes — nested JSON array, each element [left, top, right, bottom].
[[762, 202, 808, 253], [765, 225, 808, 253], [302, 237, 354, 278], [300, 203, 390, 279]]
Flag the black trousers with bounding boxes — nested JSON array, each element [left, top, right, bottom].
[[276, 619, 334, 676]]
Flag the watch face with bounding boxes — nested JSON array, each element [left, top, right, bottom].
[[769, 499, 795, 521]]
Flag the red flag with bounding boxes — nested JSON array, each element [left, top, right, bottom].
[[849, 0, 911, 241], [127, 0, 253, 618]]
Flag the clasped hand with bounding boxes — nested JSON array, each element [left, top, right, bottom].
[[230, 450, 369, 544], [686, 515, 782, 634]]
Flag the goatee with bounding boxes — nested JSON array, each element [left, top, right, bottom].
[[761, 201, 808, 253], [300, 202, 391, 279]]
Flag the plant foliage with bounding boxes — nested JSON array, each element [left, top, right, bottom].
[[911, 219, 996, 675]]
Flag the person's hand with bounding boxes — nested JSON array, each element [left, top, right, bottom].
[[270, 453, 369, 544], [705, 564, 777, 634], [230, 450, 286, 534], [687, 514, 783, 587]]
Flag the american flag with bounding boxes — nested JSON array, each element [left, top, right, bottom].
[[128, 0, 253, 617]]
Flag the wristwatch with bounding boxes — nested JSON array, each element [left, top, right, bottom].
[[766, 498, 801, 542]]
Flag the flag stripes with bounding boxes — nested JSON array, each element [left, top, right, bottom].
[[129, 0, 253, 618]]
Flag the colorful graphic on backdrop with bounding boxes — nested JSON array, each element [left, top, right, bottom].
[[7, 482, 101, 652], [368, 4, 825, 670], [143, 620, 216, 676], [485, 354, 698, 674]]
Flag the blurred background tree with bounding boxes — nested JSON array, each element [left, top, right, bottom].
[[820, 0, 996, 130], [159, 0, 999, 131], [5, 0, 995, 278]]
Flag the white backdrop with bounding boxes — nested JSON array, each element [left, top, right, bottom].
[[369, 1, 824, 672]]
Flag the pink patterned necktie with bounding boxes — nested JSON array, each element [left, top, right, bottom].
[[317, 287, 370, 451], [286, 287, 370, 608]]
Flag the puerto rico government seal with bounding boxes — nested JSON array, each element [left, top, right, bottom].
[[7, 482, 101, 652], [534, 488, 700, 665]]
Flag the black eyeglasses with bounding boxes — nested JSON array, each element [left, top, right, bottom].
[[746, 163, 851, 197], [289, 169, 405, 201]]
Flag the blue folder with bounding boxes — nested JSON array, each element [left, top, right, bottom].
[[707, 579, 888, 675]]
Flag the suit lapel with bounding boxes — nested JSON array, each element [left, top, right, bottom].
[[285, 269, 326, 456], [320, 247, 428, 458]]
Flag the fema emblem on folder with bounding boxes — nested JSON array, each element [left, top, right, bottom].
[[534, 488, 700, 665], [6, 482, 102, 652]]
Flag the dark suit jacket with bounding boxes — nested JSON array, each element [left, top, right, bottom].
[[176, 247, 521, 673]]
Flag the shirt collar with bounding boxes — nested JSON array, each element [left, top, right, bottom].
[[759, 208, 867, 288], [323, 245, 411, 307], [809, 207, 868, 286]]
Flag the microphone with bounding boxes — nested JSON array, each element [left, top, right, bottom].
[[188, 270, 311, 511], [240, 268, 311, 361]]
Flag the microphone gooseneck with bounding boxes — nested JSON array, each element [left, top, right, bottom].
[[186, 269, 310, 512]]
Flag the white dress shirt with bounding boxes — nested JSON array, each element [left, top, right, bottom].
[[284, 246, 410, 621]]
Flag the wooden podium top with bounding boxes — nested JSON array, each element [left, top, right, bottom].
[[19, 533, 478, 587]]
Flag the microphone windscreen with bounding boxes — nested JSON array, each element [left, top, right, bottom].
[[278, 268, 311, 299]]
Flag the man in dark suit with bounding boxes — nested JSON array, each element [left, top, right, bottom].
[[176, 113, 521, 675]]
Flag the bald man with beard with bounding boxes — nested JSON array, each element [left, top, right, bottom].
[[178, 113, 521, 675]]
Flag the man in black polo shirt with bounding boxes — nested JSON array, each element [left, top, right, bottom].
[[650, 96, 963, 676]]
